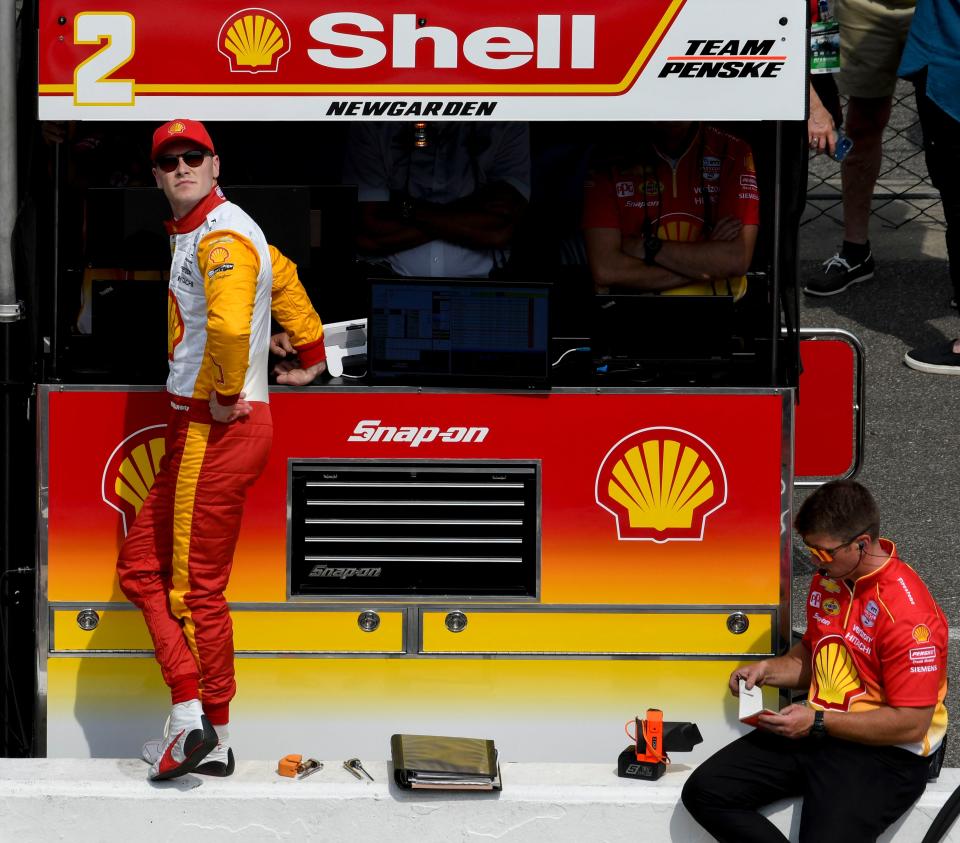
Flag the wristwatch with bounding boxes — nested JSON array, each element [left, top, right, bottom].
[[399, 197, 417, 221], [643, 231, 663, 266], [810, 709, 827, 738]]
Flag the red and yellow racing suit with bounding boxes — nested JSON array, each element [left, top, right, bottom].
[[802, 539, 948, 757], [117, 186, 324, 724], [583, 125, 760, 299]]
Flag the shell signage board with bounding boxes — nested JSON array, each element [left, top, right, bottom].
[[38, 0, 807, 121], [44, 389, 785, 606]]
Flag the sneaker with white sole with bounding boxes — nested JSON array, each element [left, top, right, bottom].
[[195, 742, 236, 777], [143, 700, 217, 781], [144, 717, 234, 777], [904, 340, 960, 375], [803, 251, 875, 297]]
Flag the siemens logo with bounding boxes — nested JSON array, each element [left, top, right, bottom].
[[348, 419, 489, 447]]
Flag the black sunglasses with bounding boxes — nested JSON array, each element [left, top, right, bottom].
[[154, 150, 211, 173]]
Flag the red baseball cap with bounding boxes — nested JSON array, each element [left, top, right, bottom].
[[151, 119, 215, 160]]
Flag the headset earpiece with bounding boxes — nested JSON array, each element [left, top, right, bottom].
[[858, 541, 865, 552]]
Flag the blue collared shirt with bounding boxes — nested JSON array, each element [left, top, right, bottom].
[[899, 0, 960, 122]]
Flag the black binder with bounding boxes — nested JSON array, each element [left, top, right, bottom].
[[390, 734, 502, 791]]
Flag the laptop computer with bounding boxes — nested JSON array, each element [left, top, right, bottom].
[[592, 294, 736, 365], [367, 278, 550, 388]]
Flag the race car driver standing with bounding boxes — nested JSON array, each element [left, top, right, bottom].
[[682, 479, 948, 841], [116, 119, 327, 781]]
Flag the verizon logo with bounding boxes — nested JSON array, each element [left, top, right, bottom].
[[348, 419, 489, 447], [307, 13, 595, 70]]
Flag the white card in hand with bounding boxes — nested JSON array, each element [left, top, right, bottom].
[[738, 678, 777, 726]]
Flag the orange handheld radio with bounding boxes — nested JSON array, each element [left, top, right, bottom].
[[617, 708, 702, 781], [635, 709, 666, 765]]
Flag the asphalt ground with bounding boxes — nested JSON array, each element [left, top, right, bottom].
[[794, 205, 959, 765]]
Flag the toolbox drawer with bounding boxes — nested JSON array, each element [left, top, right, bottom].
[[51, 607, 405, 653], [420, 610, 773, 656]]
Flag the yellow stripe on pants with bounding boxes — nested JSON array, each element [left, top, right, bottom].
[[169, 421, 211, 670]]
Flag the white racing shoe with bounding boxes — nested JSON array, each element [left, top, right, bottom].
[[143, 718, 234, 778], [142, 700, 217, 781], [195, 743, 236, 777], [195, 724, 235, 777]]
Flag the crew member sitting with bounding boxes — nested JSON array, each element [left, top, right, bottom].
[[343, 121, 530, 278], [682, 479, 948, 842], [582, 121, 759, 298]]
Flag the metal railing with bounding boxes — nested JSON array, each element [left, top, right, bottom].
[[803, 79, 945, 230]]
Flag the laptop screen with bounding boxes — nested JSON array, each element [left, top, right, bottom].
[[368, 279, 550, 386], [592, 294, 735, 363]]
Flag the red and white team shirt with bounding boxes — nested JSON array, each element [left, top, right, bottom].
[[802, 539, 948, 756], [582, 125, 761, 242]]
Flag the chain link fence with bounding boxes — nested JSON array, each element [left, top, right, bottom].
[[803, 79, 945, 231]]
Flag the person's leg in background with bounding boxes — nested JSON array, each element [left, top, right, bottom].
[[840, 93, 893, 246], [805, 0, 915, 297], [903, 70, 960, 373]]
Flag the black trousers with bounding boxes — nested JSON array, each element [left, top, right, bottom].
[[912, 71, 960, 301], [681, 729, 930, 842]]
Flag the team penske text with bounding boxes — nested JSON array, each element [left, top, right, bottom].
[[659, 39, 784, 79], [348, 419, 490, 447]]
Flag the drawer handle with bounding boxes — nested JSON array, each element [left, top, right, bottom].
[[445, 611, 468, 633], [76, 609, 100, 631], [357, 611, 381, 633], [726, 612, 749, 635]]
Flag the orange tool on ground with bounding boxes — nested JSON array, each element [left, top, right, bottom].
[[277, 754, 323, 779]]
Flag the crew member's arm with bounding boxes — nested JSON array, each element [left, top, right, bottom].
[[198, 231, 258, 420], [582, 164, 693, 292], [761, 702, 935, 745], [403, 181, 527, 250], [809, 81, 837, 157], [411, 123, 530, 249], [350, 124, 529, 254], [269, 245, 327, 386], [729, 641, 813, 696], [761, 607, 944, 745], [620, 221, 759, 281], [584, 226, 694, 291]]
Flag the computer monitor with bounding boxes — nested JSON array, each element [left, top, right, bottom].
[[368, 279, 550, 388], [592, 294, 736, 364]]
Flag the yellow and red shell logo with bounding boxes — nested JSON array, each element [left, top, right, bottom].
[[913, 624, 931, 643], [167, 121, 187, 136], [209, 246, 230, 264], [595, 426, 727, 542], [168, 289, 184, 361], [218, 8, 291, 73], [811, 636, 865, 710], [101, 425, 167, 535]]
